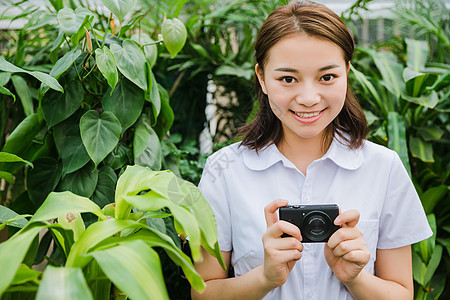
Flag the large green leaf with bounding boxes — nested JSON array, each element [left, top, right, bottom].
[[162, 18, 187, 58], [53, 115, 90, 177], [90, 240, 168, 300], [350, 65, 385, 116], [0, 205, 29, 230], [41, 76, 83, 128], [110, 40, 147, 91], [413, 244, 443, 287], [79, 110, 122, 169], [0, 223, 43, 295], [31, 191, 106, 223], [0, 57, 63, 92], [103, 142, 131, 170], [36, 266, 93, 300], [8, 264, 41, 287], [131, 33, 158, 68], [410, 136, 434, 163], [95, 46, 118, 92], [57, 7, 94, 36], [49, 47, 82, 80], [101, 79, 144, 132], [91, 166, 117, 208], [421, 185, 448, 214], [0, 85, 15, 101], [133, 121, 162, 171], [404, 73, 438, 97], [0, 152, 32, 167], [417, 126, 444, 141], [102, 0, 136, 22], [26, 157, 62, 207], [405, 39, 429, 72], [387, 112, 411, 177], [58, 162, 99, 198], [402, 90, 439, 109], [11, 75, 33, 116]]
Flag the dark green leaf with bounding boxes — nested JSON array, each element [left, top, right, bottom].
[[95, 46, 118, 92], [26, 157, 62, 207], [421, 185, 448, 214], [103, 142, 131, 170], [1, 114, 43, 158], [402, 91, 439, 109], [91, 166, 117, 208], [387, 112, 411, 176], [417, 127, 444, 141], [58, 162, 99, 198], [410, 136, 434, 163], [49, 47, 82, 79], [80, 110, 121, 169], [0, 85, 15, 101], [41, 76, 83, 128], [11, 75, 33, 116], [102, 79, 144, 132]]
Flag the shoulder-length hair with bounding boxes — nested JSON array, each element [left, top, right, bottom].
[[239, 0, 367, 151]]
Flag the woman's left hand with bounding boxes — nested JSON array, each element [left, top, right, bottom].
[[324, 209, 370, 284]]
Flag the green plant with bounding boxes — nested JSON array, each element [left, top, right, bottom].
[[350, 10, 449, 298], [0, 165, 224, 299]]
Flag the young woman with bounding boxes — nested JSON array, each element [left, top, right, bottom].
[[192, 1, 432, 299]]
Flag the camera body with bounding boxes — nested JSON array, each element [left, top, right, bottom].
[[279, 204, 340, 243]]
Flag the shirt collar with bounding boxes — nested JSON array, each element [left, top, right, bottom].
[[241, 136, 363, 171]]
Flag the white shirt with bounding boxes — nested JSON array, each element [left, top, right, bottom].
[[199, 137, 432, 300]]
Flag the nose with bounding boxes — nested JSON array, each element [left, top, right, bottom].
[[295, 83, 320, 107]]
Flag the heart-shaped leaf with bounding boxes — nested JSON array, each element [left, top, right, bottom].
[[80, 110, 122, 169], [162, 18, 187, 58], [58, 162, 99, 198], [110, 40, 147, 91], [102, 0, 137, 22], [95, 46, 118, 92], [102, 78, 144, 132], [131, 33, 158, 68], [57, 7, 94, 36], [133, 121, 162, 171]]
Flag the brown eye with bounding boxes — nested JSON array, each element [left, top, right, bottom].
[[320, 74, 336, 82], [282, 76, 296, 83]]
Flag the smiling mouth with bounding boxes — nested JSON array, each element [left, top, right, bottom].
[[291, 109, 324, 118]]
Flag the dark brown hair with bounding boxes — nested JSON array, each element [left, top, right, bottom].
[[239, 0, 367, 151]]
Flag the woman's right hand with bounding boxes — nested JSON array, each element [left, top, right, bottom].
[[262, 199, 303, 288]]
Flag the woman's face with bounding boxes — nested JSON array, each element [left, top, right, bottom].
[[256, 33, 348, 145]]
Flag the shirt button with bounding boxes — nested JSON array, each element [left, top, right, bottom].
[[306, 291, 313, 298], [304, 243, 311, 250], [304, 196, 310, 203]]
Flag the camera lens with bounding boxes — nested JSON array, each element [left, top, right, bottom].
[[303, 211, 331, 241]]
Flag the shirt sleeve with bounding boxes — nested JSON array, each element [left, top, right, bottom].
[[377, 151, 433, 249], [198, 155, 233, 252]]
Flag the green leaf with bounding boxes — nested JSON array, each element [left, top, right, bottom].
[[26, 157, 62, 207], [49, 47, 82, 79], [0, 171, 13, 184], [423, 245, 443, 286], [91, 166, 117, 208], [131, 33, 158, 68], [421, 185, 448, 214], [350, 65, 385, 115], [148, 69, 161, 119], [0, 72, 11, 85], [31, 191, 106, 223], [410, 136, 434, 163], [133, 121, 162, 171], [404, 73, 438, 97], [57, 7, 93, 36], [58, 162, 99, 198], [90, 240, 169, 300], [110, 40, 147, 91], [0, 85, 15, 101], [0, 223, 44, 295], [405, 39, 429, 72], [95, 47, 118, 93], [162, 18, 187, 58], [387, 112, 411, 177], [0, 205, 29, 229], [101, 78, 144, 132], [402, 90, 439, 109], [102, 0, 136, 22], [79, 110, 122, 169], [417, 126, 444, 141], [53, 114, 91, 177], [11, 75, 33, 116], [57, 211, 85, 242], [158, 84, 174, 131], [103, 142, 131, 170], [41, 76, 83, 128], [36, 266, 93, 300], [0, 56, 63, 92], [10, 264, 41, 286], [0, 152, 33, 166]]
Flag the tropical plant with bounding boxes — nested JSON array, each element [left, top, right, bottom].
[[349, 3, 449, 297], [0, 164, 225, 299]]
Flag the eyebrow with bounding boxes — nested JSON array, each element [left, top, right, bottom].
[[274, 64, 342, 73]]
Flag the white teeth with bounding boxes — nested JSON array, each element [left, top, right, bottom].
[[294, 111, 320, 118]]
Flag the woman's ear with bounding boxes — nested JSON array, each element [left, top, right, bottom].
[[255, 64, 268, 95]]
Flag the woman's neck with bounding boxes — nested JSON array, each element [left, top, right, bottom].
[[277, 132, 331, 175]]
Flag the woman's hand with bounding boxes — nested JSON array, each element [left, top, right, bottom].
[[262, 199, 303, 288], [324, 209, 370, 284]]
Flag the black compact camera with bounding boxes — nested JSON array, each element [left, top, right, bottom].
[[279, 204, 340, 243]]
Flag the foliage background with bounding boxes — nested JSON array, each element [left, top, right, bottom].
[[0, 0, 449, 299]]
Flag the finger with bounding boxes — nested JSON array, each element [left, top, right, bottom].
[[329, 238, 367, 259], [334, 209, 360, 228], [327, 227, 363, 249], [340, 249, 370, 266], [264, 199, 289, 227], [265, 220, 302, 241], [264, 234, 303, 252], [266, 248, 303, 264]]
